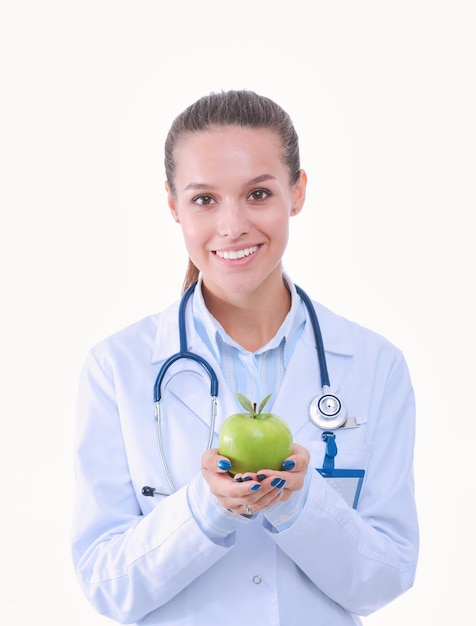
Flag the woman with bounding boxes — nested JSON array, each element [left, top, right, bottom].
[[73, 90, 418, 625]]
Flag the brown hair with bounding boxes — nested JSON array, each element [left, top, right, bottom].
[[164, 90, 301, 292]]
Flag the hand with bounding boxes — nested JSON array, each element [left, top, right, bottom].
[[201, 443, 310, 516]]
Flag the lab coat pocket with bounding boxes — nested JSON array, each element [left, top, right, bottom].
[[299, 414, 371, 471], [306, 440, 371, 470], [305, 432, 372, 509]]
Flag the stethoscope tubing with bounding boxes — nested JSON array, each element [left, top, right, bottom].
[[294, 285, 330, 389], [153, 282, 329, 403], [150, 281, 347, 495], [153, 283, 219, 403]]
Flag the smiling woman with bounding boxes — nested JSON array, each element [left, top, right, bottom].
[[165, 125, 306, 319], [72, 90, 419, 626]]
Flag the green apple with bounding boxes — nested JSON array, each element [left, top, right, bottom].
[[218, 393, 293, 475]]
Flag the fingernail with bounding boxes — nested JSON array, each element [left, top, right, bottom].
[[234, 476, 243, 482], [250, 483, 262, 492], [241, 476, 253, 482], [218, 459, 231, 471], [282, 459, 295, 470], [257, 474, 267, 481], [277, 479, 287, 489], [271, 477, 281, 487]]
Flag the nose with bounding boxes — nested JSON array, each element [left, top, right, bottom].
[[217, 200, 250, 238]]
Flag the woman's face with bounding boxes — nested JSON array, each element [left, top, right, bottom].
[[166, 126, 306, 299]]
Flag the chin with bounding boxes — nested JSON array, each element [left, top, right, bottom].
[[221, 275, 274, 298], [204, 262, 283, 298]]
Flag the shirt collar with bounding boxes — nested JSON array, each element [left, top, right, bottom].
[[151, 275, 355, 364], [191, 272, 305, 363]]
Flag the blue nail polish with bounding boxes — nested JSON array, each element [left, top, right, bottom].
[[241, 476, 253, 481], [277, 479, 287, 489], [218, 459, 231, 471], [282, 459, 295, 470], [271, 477, 281, 487], [257, 474, 267, 481], [250, 483, 262, 492]]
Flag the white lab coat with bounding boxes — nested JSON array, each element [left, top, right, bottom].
[[72, 291, 419, 625]]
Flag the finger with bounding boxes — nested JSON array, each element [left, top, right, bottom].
[[201, 448, 232, 473], [253, 469, 305, 495], [281, 443, 311, 472], [247, 484, 285, 510], [234, 479, 262, 494], [233, 473, 254, 483], [217, 458, 232, 472], [281, 458, 296, 470]]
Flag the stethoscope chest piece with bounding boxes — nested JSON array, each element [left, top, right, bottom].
[[309, 392, 348, 430]]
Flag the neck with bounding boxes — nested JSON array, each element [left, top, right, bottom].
[[202, 275, 291, 352]]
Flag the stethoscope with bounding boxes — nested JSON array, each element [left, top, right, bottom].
[[144, 281, 352, 496]]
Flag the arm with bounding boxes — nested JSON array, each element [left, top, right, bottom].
[[72, 350, 231, 624], [262, 350, 419, 616]]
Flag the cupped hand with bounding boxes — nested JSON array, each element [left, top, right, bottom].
[[201, 443, 310, 516]]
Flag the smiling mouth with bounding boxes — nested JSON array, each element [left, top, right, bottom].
[[215, 245, 259, 260]]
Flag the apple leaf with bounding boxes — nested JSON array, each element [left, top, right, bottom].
[[236, 392, 273, 417], [257, 393, 272, 414], [236, 392, 255, 414]]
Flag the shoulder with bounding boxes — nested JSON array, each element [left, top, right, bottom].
[[310, 299, 405, 364], [306, 299, 414, 401], [87, 299, 180, 366]]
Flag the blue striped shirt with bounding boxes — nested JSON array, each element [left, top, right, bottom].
[[191, 273, 306, 408]]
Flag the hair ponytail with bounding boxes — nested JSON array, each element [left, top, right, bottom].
[[182, 258, 200, 294]]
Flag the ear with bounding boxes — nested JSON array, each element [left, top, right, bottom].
[[290, 169, 307, 216], [165, 181, 180, 223]]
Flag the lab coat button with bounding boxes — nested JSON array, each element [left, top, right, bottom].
[[252, 575, 262, 584]]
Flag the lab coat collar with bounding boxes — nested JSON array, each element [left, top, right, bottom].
[[300, 299, 355, 358], [151, 298, 181, 363]]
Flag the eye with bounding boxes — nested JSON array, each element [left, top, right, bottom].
[[192, 194, 216, 206], [248, 188, 271, 201]]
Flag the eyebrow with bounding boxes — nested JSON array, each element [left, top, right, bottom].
[[183, 174, 277, 192]]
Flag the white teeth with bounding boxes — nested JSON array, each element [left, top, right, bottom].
[[216, 246, 259, 260]]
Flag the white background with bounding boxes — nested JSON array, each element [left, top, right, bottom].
[[1, 1, 474, 623]]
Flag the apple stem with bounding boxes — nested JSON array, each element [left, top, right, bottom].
[[253, 402, 257, 416]]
